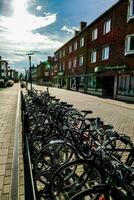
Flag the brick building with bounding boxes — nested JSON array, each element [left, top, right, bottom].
[[36, 57, 54, 86], [53, 0, 134, 102], [0, 56, 8, 80]]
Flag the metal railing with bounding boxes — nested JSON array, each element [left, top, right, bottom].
[[21, 92, 36, 200]]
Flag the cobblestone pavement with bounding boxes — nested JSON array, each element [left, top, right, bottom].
[[33, 85, 134, 142], [0, 84, 24, 200]]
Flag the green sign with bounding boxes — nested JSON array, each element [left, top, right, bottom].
[[58, 72, 64, 76], [94, 65, 127, 73], [43, 60, 52, 69]]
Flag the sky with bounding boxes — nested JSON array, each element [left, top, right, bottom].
[[0, 0, 118, 73]]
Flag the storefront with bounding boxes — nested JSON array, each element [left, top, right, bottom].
[[116, 73, 134, 102], [69, 75, 86, 92]]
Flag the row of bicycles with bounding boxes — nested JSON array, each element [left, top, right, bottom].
[[21, 88, 134, 200]]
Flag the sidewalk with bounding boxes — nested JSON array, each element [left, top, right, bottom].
[[0, 84, 24, 200]]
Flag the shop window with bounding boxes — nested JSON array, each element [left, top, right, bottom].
[[91, 50, 97, 63], [102, 46, 110, 60], [118, 75, 134, 96], [87, 75, 96, 89], [128, 0, 134, 20], [92, 28, 98, 41], [125, 35, 134, 55], [103, 19, 111, 35]]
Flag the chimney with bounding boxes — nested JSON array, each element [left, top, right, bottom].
[[74, 30, 79, 36], [47, 56, 52, 61], [80, 21, 87, 31]]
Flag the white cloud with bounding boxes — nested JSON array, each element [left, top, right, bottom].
[[61, 25, 79, 34], [36, 6, 42, 11], [0, 0, 62, 71]]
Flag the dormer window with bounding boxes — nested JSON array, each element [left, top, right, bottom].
[[125, 35, 134, 55], [128, 0, 134, 20]]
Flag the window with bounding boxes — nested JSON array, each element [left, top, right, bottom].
[[118, 75, 134, 96], [54, 64, 58, 72], [59, 63, 62, 71], [92, 28, 98, 41], [128, 0, 134, 19], [69, 45, 72, 53], [68, 60, 72, 69], [79, 55, 84, 66], [80, 37, 84, 47], [59, 51, 62, 59], [125, 35, 134, 55], [91, 50, 97, 63], [63, 49, 65, 57], [54, 54, 58, 61], [74, 41, 77, 50], [62, 62, 65, 70], [103, 19, 111, 35], [73, 58, 77, 67], [102, 46, 110, 60]]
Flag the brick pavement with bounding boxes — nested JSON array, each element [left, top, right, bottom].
[[33, 85, 134, 142], [0, 84, 24, 200]]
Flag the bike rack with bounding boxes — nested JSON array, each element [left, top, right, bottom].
[[21, 92, 36, 200]]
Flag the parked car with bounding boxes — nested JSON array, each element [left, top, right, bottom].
[[5, 80, 14, 87]]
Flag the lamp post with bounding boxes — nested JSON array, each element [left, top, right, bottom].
[[26, 53, 34, 90], [24, 67, 28, 90]]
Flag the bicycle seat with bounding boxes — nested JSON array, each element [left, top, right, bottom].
[[55, 98, 60, 102], [66, 104, 73, 108], [50, 96, 56, 99], [60, 102, 67, 105], [103, 124, 113, 130], [81, 110, 93, 114]]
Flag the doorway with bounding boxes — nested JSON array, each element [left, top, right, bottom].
[[102, 76, 115, 98]]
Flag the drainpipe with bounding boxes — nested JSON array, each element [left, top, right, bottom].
[[113, 75, 118, 99]]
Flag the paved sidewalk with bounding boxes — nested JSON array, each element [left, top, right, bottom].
[[0, 84, 24, 200]]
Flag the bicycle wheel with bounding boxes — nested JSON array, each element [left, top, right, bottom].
[[34, 140, 78, 174], [103, 135, 133, 163], [34, 170, 53, 200], [49, 159, 102, 200], [70, 185, 127, 200]]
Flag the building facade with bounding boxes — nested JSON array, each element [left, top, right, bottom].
[[0, 56, 8, 80], [53, 0, 134, 102]]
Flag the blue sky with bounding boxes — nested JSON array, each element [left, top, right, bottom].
[[0, 0, 118, 73]]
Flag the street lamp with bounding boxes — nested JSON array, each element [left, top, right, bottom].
[[26, 53, 34, 90], [24, 67, 28, 90]]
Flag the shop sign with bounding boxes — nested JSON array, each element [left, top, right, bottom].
[[94, 65, 127, 73], [58, 72, 64, 76]]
